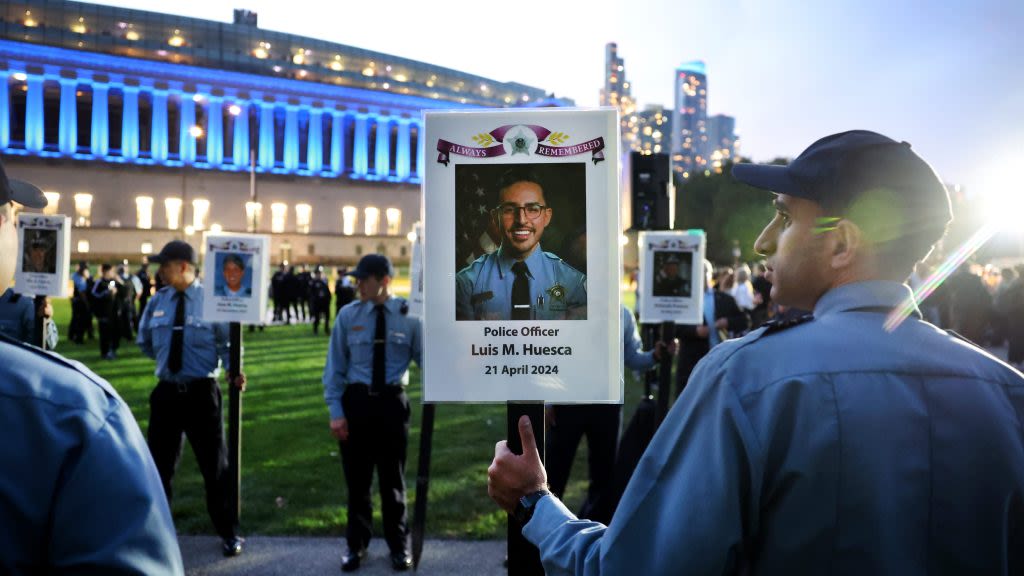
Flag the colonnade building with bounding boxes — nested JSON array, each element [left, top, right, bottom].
[[0, 0, 569, 264]]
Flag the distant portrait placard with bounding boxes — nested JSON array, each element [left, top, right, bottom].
[[408, 222, 425, 318], [14, 214, 71, 297], [638, 230, 705, 325], [424, 108, 620, 404], [201, 233, 270, 324]]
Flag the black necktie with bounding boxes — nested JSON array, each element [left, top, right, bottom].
[[169, 292, 186, 374], [511, 262, 531, 320], [372, 304, 386, 392]]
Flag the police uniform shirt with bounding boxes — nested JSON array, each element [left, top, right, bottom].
[[0, 287, 34, 343], [455, 245, 586, 321], [323, 297, 423, 420], [0, 334, 183, 574], [523, 281, 1024, 574], [622, 305, 656, 373], [137, 281, 230, 383]]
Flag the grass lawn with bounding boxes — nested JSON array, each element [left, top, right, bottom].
[[50, 286, 647, 539]]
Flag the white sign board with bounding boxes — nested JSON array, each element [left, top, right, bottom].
[[423, 108, 621, 404], [637, 230, 706, 325], [15, 213, 71, 297], [408, 222, 425, 318], [201, 233, 270, 324]]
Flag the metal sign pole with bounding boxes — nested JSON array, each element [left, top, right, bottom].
[[228, 321, 243, 524], [506, 401, 545, 576]]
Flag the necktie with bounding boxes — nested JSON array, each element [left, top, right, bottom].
[[169, 292, 186, 373], [511, 261, 531, 320], [372, 304, 386, 392]]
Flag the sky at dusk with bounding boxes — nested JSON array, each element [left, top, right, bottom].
[[96, 0, 1024, 197]]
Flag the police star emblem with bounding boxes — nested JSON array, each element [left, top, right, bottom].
[[546, 283, 566, 302], [509, 129, 534, 156]]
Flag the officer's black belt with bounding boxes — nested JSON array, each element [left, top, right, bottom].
[[349, 382, 404, 396], [159, 377, 215, 393]]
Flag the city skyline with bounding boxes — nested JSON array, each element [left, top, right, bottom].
[[86, 0, 1024, 196]]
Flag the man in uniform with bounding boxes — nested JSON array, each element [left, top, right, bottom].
[[335, 266, 356, 318], [456, 167, 586, 321], [0, 161, 182, 573], [487, 130, 1024, 574], [323, 254, 422, 572], [22, 232, 55, 273], [652, 255, 688, 297], [309, 266, 332, 335], [137, 239, 247, 557], [91, 263, 122, 360]]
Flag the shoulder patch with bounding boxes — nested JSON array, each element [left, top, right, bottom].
[[760, 313, 814, 335]]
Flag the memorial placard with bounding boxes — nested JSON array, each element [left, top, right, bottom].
[[14, 213, 71, 297], [201, 233, 270, 324], [637, 230, 706, 325]]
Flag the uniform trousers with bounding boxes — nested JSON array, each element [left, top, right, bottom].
[[339, 384, 411, 555], [97, 315, 119, 356], [545, 404, 621, 525], [311, 300, 331, 334], [147, 378, 237, 540]]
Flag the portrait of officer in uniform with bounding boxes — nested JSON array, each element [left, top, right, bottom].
[[455, 165, 587, 321], [214, 253, 252, 298], [652, 252, 691, 298], [21, 229, 56, 274]]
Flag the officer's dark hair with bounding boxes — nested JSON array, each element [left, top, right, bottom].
[[100, 263, 113, 273], [77, 260, 88, 271], [494, 166, 546, 204], [223, 254, 246, 270]]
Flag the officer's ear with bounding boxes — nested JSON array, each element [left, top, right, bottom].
[[829, 219, 862, 270]]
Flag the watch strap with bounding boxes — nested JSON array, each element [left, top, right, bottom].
[[513, 489, 551, 525]]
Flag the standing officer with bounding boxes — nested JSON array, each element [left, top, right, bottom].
[[323, 254, 422, 572], [309, 266, 332, 335], [488, 130, 1024, 574], [0, 161, 182, 573], [335, 266, 356, 319], [137, 257, 153, 316], [137, 240, 246, 557], [456, 167, 586, 321]]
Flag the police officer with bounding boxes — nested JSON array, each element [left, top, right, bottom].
[[335, 266, 356, 318], [488, 130, 1024, 573], [323, 254, 422, 572], [652, 255, 688, 297], [0, 161, 182, 573], [137, 240, 247, 557], [456, 167, 586, 321], [310, 266, 332, 335]]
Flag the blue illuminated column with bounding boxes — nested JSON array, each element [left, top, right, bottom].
[[25, 75, 45, 153], [375, 117, 391, 179], [0, 72, 8, 149], [89, 83, 109, 157], [283, 105, 299, 172], [58, 78, 77, 155], [396, 119, 411, 181], [306, 108, 323, 173], [206, 95, 223, 166], [330, 111, 345, 175], [353, 114, 368, 177], [415, 121, 424, 180], [151, 89, 169, 163], [121, 86, 139, 160], [179, 94, 196, 164], [232, 101, 250, 167], [258, 102, 275, 170]]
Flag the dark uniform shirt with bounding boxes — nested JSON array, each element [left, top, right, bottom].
[[0, 333, 183, 574], [0, 287, 34, 342]]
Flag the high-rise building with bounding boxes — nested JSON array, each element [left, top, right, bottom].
[[707, 114, 738, 174], [635, 105, 671, 156], [670, 60, 709, 179], [600, 43, 638, 151]]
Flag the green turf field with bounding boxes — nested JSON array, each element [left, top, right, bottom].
[[50, 287, 646, 539]]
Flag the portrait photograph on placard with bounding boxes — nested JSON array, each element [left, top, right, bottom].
[[638, 230, 706, 325], [14, 214, 71, 298], [214, 252, 254, 298], [201, 233, 270, 324], [454, 162, 587, 322], [423, 108, 620, 404]]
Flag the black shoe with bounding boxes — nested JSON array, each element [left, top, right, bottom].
[[222, 536, 244, 557], [341, 548, 366, 572], [390, 551, 412, 571]]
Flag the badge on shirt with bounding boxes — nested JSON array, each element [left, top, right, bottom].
[[351, 325, 365, 332], [153, 310, 165, 318], [547, 283, 567, 312]]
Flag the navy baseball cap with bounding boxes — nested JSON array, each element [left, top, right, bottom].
[[348, 254, 394, 279], [0, 157, 46, 209], [149, 240, 197, 265], [732, 130, 952, 234]]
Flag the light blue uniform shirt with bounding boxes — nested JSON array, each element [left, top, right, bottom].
[[0, 334, 183, 575], [137, 281, 231, 383], [323, 296, 423, 420], [622, 305, 656, 372], [525, 281, 1024, 575], [0, 288, 34, 343], [455, 245, 586, 320]]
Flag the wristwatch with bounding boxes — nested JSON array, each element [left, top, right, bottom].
[[513, 489, 551, 525]]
